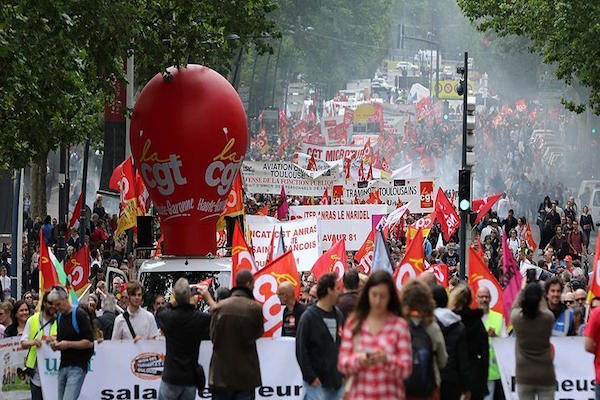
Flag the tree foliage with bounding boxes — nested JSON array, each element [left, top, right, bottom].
[[457, 0, 600, 114]]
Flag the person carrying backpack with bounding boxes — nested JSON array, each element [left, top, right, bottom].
[[401, 279, 447, 400]]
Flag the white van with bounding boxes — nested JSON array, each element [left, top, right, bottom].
[[136, 257, 232, 309]]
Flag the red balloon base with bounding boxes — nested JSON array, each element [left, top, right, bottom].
[[161, 218, 218, 257]]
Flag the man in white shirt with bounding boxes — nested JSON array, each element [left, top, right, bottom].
[[111, 281, 158, 342], [496, 193, 510, 221]]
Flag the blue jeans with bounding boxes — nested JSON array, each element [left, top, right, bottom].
[[57, 366, 87, 400], [158, 381, 197, 400], [302, 381, 343, 400], [211, 388, 255, 400]]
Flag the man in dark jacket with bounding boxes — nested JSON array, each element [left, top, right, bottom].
[[296, 273, 344, 399], [277, 281, 306, 337], [336, 268, 359, 318], [209, 270, 263, 400], [156, 278, 210, 400]]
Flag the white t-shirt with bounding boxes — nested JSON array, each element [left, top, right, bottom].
[[0, 276, 11, 295], [497, 198, 510, 220], [20, 314, 53, 386], [111, 307, 159, 340]]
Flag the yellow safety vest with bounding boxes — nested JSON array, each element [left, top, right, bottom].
[[484, 310, 503, 381], [25, 312, 57, 369]]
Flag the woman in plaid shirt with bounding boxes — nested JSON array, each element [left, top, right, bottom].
[[338, 271, 413, 399]]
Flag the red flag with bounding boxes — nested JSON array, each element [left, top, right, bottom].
[[524, 223, 537, 251], [361, 138, 373, 162], [344, 157, 351, 181], [135, 171, 149, 215], [381, 157, 390, 172], [468, 248, 504, 316], [472, 193, 502, 225], [358, 160, 364, 181], [64, 246, 91, 295], [394, 228, 425, 290], [366, 190, 382, 204], [332, 185, 343, 204], [232, 220, 257, 286], [266, 227, 277, 265], [222, 173, 244, 217], [434, 188, 460, 241], [344, 108, 354, 126], [256, 204, 270, 216], [589, 231, 600, 298], [253, 251, 301, 337], [367, 163, 373, 180], [426, 264, 449, 288], [277, 186, 288, 220], [355, 230, 375, 274], [39, 231, 59, 291], [311, 239, 347, 283], [319, 189, 330, 205], [307, 154, 317, 171], [109, 156, 138, 236], [515, 98, 527, 113], [66, 191, 83, 238]]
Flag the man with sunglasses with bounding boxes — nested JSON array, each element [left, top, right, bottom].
[[47, 286, 94, 400], [21, 293, 57, 400]]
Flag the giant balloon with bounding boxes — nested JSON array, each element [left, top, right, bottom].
[[130, 65, 247, 256]]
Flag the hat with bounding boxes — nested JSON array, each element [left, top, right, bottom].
[[564, 255, 572, 262], [491, 218, 498, 224]]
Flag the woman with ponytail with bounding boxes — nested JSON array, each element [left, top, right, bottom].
[[510, 281, 556, 400]]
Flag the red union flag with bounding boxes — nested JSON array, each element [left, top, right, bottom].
[[468, 247, 504, 317], [435, 188, 460, 241], [355, 230, 375, 274], [472, 193, 502, 225], [524, 223, 537, 251], [394, 228, 425, 290], [312, 239, 347, 283], [253, 251, 300, 337], [222, 173, 244, 217], [426, 264, 449, 288], [231, 220, 257, 286], [407, 212, 436, 242], [64, 246, 91, 296], [109, 156, 138, 236]]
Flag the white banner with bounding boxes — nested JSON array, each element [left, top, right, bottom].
[[246, 215, 320, 271], [493, 337, 594, 400], [288, 205, 387, 251], [291, 152, 342, 179], [242, 161, 340, 196], [342, 178, 439, 213], [299, 143, 365, 162], [38, 338, 303, 400], [0, 337, 30, 400]]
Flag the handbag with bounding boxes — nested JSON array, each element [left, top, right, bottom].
[[343, 332, 361, 397]]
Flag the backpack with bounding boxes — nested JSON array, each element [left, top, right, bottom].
[[404, 319, 436, 397], [57, 304, 80, 335]]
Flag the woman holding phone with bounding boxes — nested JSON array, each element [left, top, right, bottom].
[[338, 271, 412, 400]]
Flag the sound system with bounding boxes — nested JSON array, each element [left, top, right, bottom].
[[137, 216, 153, 248]]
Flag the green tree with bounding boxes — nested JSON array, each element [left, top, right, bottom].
[[457, 0, 600, 114], [0, 0, 277, 218]]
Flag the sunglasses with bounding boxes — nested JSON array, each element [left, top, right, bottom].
[[565, 300, 574, 305], [575, 297, 586, 302]]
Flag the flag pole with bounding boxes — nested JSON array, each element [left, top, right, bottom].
[[79, 131, 91, 249]]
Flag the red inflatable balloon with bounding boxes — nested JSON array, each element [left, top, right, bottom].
[[130, 65, 247, 256]]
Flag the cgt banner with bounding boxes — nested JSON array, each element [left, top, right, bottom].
[[299, 143, 366, 162], [288, 204, 387, 251], [242, 161, 340, 197], [37, 339, 303, 400], [342, 178, 439, 213], [246, 215, 320, 271], [493, 337, 595, 400]]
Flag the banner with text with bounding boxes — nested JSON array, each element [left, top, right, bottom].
[[493, 337, 594, 400], [242, 161, 339, 197], [246, 215, 320, 271], [0, 337, 30, 400], [38, 339, 303, 400], [299, 143, 366, 162], [342, 178, 439, 213], [288, 204, 387, 251]]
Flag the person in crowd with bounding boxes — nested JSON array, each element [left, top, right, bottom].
[[337, 271, 412, 400], [497, 193, 510, 221], [572, 306, 586, 336], [503, 209, 518, 236], [117, 283, 129, 311], [296, 273, 344, 400], [401, 278, 447, 399], [574, 288, 588, 309], [568, 220, 586, 260], [111, 275, 123, 295], [152, 294, 166, 328], [507, 229, 521, 257], [300, 286, 312, 305], [563, 292, 575, 307], [41, 216, 53, 246], [209, 270, 263, 400], [84, 297, 103, 341], [21, 292, 57, 400], [511, 282, 555, 400], [448, 284, 489, 400], [5, 300, 30, 337], [337, 268, 360, 318], [441, 242, 460, 273], [580, 205, 594, 247], [515, 217, 527, 240], [433, 284, 469, 400], [476, 287, 506, 400], [546, 225, 570, 261], [156, 278, 211, 400], [98, 294, 117, 340], [277, 281, 306, 337], [112, 281, 158, 341], [0, 301, 13, 336], [0, 266, 11, 300], [48, 286, 94, 400], [545, 275, 576, 336]]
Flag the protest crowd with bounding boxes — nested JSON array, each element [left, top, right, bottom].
[[2, 84, 600, 400]]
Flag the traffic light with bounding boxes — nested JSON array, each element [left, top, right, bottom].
[[443, 100, 449, 121], [465, 95, 476, 167], [458, 168, 472, 212]]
